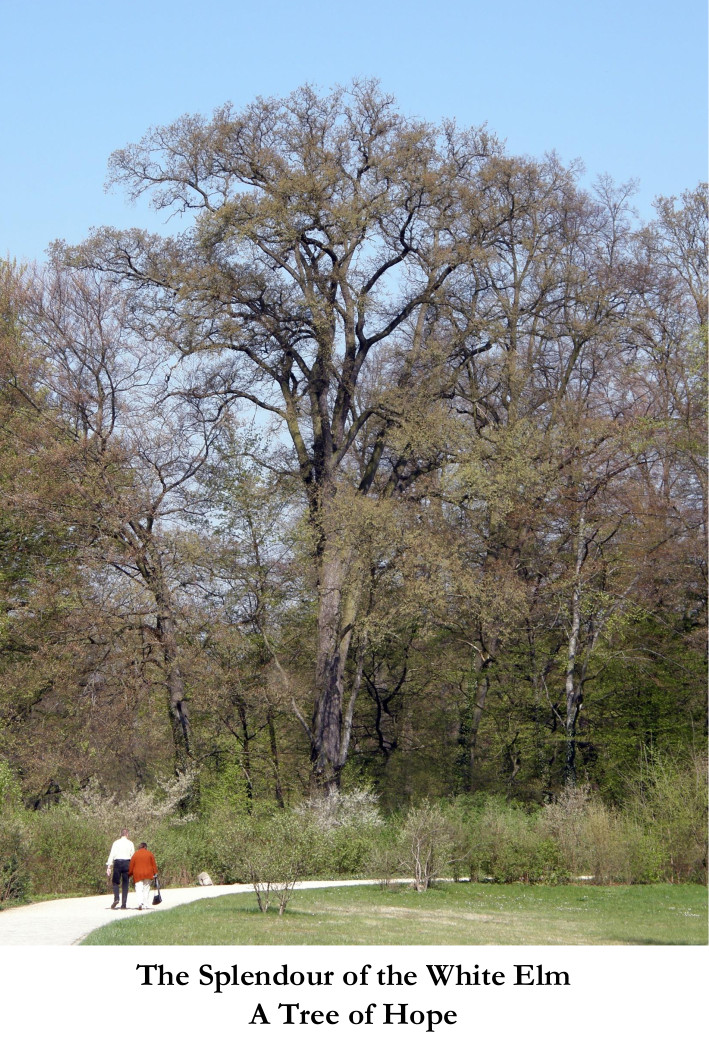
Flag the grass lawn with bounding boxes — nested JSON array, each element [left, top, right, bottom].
[[81, 881, 708, 945]]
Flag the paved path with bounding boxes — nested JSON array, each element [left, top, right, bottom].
[[0, 879, 390, 946]]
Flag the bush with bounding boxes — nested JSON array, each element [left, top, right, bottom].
[[468, 798, 567, 884], [26, 808, 107, 895], [397, 801, 457, 891], [324, 825, 377, 875], [2, 754, 703, 900], [203, 811, 254, 884], [295, 788, 383, 877], [21, 773, 199, 896], [539, 786, 592, 877], [366, 828, 402, 888], [541, 782, 673, 884], [0, 815, 31, 905], [626, 749, 708, 883], [151, 818, 225, 886], [236, 813, 324, 914], [295, 788, 383, 831], [0, 762, 31, 905], [63, 773, 196, 837]]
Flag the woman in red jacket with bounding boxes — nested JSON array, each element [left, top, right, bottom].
[[129, 842, 159, 910]]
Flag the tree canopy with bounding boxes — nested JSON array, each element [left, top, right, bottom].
[[0, 83, 706, 807]]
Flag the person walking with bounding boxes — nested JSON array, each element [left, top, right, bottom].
[[129, 842, 159, 910], [106, 828, 135, 909]]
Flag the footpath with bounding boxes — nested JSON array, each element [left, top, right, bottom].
[[0, 878, 386, 945]]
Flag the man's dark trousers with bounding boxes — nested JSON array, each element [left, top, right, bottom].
[[112, 860, 130, 907]]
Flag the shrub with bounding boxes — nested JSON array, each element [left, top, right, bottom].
[[397, 801, 457, 891], [469, 797, 567, 884], [236, 813, 323, 914], [63, 773, 196, 838], [20, 774, 199, 896], [626, 749, 708, 883], [0, 815, 31, 905], [295, 787, 383, 831], [540, 786, 593, 877], [367, 829, 402, 888], [541, 783, 668, 884], [26, 808, 107, 895], [295, 788, 383, 877], [325, 825, 377, 875], [203, 812, 254, 884], [151, 818, 225, 886]]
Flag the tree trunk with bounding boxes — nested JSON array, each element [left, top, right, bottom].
[[154, 605, 192, 776], [457, 646, 495, 793], [309, 543, 359, 794], [563, 514, 587, 786], [237, 700, 253, 809], [266, 706, 285, 808]]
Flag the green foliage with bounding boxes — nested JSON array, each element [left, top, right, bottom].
[[0, 814, 31, 904], [324, 826, 378, 876], [8, 773, 201, 896], [626, 749, 708, 883], [464, 797, 568, 884], [197, 758, 254, 819], [295, 788, 384, 877], [26, 808, 107, 896], [150, 820, 219, 887], [201, 811, 253, 884], [540, 787, 661, 885], [0, 759, 21, 810], [0, 762, 30, 904], [0, 750, 705, 902]]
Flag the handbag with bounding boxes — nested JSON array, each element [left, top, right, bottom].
[[152, 876, 163, 906]]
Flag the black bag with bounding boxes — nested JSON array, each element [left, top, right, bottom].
[[152, 877, 162, 906]]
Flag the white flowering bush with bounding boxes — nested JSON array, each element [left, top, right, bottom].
[[64, 771, 196, 834], [294, 788, 384, 875], [295, 787, 383, 831]]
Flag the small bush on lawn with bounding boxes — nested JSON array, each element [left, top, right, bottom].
[[236, 813, 324, 914], [397, 801, 458, 891], [367, 827, 402, 888]]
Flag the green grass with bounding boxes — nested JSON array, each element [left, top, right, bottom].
[[81, 882, 708, 946]]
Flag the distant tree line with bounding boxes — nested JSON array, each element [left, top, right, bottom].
[[0, 82, 706, 812]]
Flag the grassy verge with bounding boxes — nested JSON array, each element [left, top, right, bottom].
[[81, 882, 708, 946]]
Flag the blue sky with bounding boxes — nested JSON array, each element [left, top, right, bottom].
[[2, 0, 706, 262]]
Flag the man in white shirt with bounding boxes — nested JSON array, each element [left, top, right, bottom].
[[106, 828, 135, 909]]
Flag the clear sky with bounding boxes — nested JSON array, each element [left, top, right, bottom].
[[2, 0, 706, 262]]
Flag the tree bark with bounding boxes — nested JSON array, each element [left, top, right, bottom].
[[237, 700, 253, 808], [307, 531, 364, 792], [309, 544, 358, 794], [563, 514, 587, 786], [456, 641, 496, 793], [266, 706, 285, 808], [155, 608, 192, 775]]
